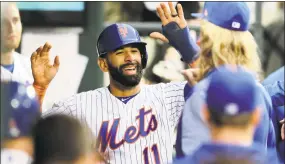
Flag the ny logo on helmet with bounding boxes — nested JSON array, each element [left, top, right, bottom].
[[119, 26, 128, 38]]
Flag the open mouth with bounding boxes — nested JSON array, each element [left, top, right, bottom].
[[122, 65, 137, 75]]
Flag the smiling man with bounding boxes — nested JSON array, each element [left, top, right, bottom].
[[31, 21, 195, 163]]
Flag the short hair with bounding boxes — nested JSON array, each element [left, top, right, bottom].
[[208, 108, 254, 128], [33, 114, 95, 164]]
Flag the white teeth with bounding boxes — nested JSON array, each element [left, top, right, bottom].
[[124, 67, 135, 71]]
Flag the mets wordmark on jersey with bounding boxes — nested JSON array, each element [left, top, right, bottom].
[[43, 82, 186, 164]]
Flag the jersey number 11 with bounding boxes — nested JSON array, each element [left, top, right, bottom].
[[143, 144, 160, 164]]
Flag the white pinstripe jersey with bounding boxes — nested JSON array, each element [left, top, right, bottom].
[[1, 51, 33, 84], [43, 81, 187, 164]]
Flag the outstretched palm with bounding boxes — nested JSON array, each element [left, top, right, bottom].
[[150, 2, 188, 43], [31, 42, 60, 87]]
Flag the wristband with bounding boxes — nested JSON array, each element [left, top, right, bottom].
[[162, 22, 200, 63]]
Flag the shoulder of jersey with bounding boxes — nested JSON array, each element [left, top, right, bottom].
[[142, 82, 166, 92], [14, 51, 30, 61], [74, 87, 109, 98], [13, 51, 32, 68]]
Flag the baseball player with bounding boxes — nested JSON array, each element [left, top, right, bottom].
[[1, 81, 41, 164], [181, 2, 275, 155], [150, 2, 276, 157], [31, 28, 188, 164], [1, 2, 33, 84], [173, 65, 279, 164], [29, 3, 198, 163]]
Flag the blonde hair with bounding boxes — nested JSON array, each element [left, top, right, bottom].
[[196, 20, 263, 81]]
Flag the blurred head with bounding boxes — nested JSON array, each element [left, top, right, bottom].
[[202, 65, 261, 131], [1, 2, 22, 53], [33, 114, 99, 164], [98, 43, 144, 88], [1, 81, 41, 162], [191, 2, 262, 81]]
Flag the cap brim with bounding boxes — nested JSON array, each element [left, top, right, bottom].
[[191, 13, 205, 19]]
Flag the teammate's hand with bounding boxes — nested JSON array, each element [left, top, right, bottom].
[[281, 119, 285, 140], [31, 42, 60, 88], [181, 68, 199, 87], [150, 2, 187, 43]]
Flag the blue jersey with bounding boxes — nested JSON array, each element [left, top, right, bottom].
[[178, 71, 276, 156], [263, 66, 284, 86], [173, 143, 280, 164], [263, 66, 284, 162], [263, 69, 284, 162]]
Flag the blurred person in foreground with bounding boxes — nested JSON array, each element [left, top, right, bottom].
[[1, 2, 33, 84], [33, 114, 104, 164], [174, 65, 279, 164], [1, 81, 41, 164], [262, 66, 284, 162]]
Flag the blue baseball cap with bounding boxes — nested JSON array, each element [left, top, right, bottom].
[[206, 65, 260, 115], [1, 81, 40, 139], [191, 2, 250, 31]]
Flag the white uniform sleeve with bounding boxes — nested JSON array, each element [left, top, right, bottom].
[[42, 95, 77, 118], [162, 81, 187, 128], [1, 67, 13, 82]]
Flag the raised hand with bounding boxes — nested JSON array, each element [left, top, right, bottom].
[[181, 68, 199, 87], [150, 2, 187, 43], [31, 42, 60, 88]]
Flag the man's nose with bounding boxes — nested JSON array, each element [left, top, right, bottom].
[[124, 51, 135, 62], [6, 21, 15, 33]]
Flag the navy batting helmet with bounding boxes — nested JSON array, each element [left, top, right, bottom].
[[96, 23, 148, 68], [1, 81, 40, 140]]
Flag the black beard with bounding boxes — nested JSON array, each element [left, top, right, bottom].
[[107, 60, 143, 88]]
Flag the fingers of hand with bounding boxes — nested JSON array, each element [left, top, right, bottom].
[[36, 46, 43, 55], [53, 55, 60, 69], [156, 6, 168, 25], [191, 68, 200, 76], [160, 3, 171, 19], [168, 2, 178, 16], [181, 68, 199, 86], [280, 118, 285, 124], [177, 3, 185, 19], [42, 42, 52, 52], [40, 42, 52, 57], [31, 52, 37, 63], [149, 32, 169, 43]]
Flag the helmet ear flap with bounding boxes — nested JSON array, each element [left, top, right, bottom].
[[134, 44, 148, 69]]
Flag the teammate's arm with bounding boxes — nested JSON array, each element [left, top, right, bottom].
[[30, 42, 60, 111]]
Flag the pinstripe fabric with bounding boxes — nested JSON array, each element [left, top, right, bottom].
[[42, 81, 187, 164]]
